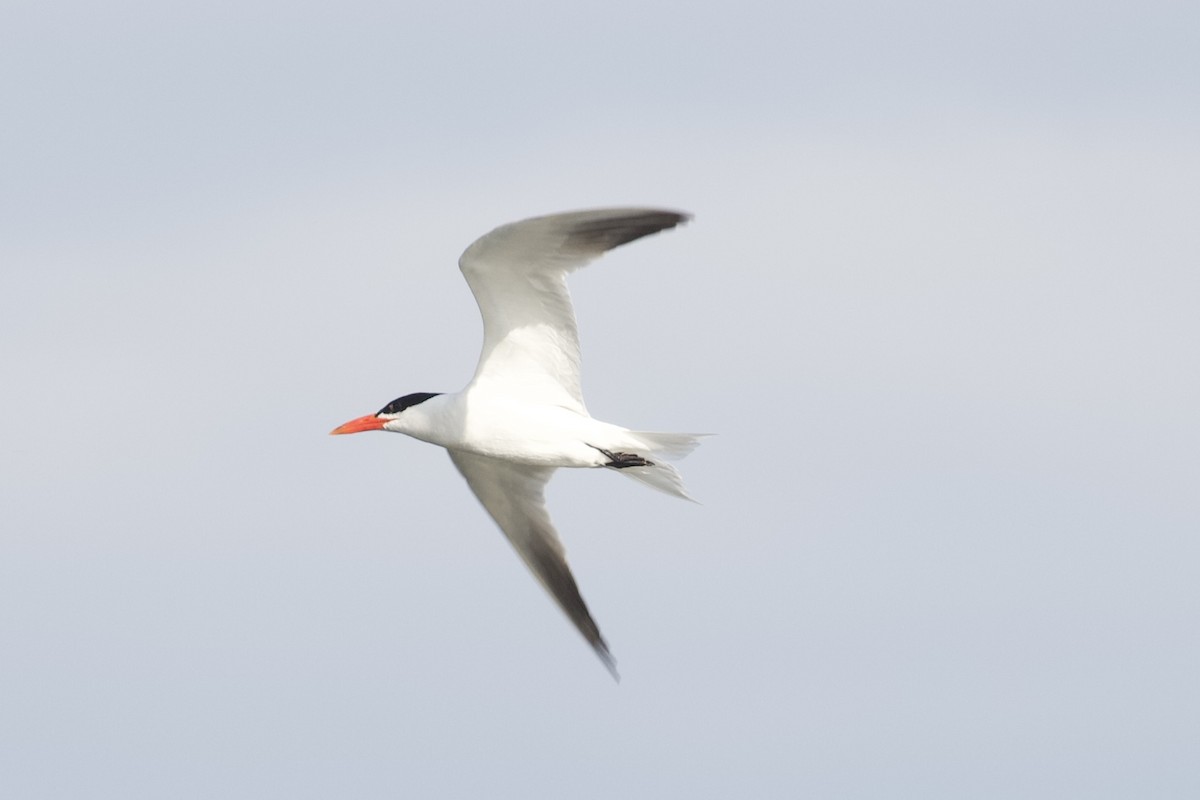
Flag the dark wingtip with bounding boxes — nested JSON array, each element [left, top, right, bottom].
[[595, 642, 620, 682], [566, 209, 691, 254]]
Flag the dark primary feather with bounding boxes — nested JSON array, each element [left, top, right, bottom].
[[447, 450, 618, 680], [563, 210, 690, 254], [518, 517, 617, 677]]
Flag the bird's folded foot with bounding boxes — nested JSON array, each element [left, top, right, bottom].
[[593, 447, 655, 469]]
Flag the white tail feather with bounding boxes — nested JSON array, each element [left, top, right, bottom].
[[628, 431, 708, 460], [614, 461, 695, 501]]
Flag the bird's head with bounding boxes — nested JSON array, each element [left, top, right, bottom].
[[330, 392, 443, 435]]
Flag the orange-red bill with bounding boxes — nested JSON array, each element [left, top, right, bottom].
[[330, 414, 386, 435]]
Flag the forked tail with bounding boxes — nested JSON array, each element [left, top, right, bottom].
[[612, 431, 708, 501]]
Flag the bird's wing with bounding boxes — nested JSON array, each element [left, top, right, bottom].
[[447, 448, 617, 678], [458, 208, 690, 412]]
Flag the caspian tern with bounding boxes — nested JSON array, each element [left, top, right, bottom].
[[331, 208, 701, 678]]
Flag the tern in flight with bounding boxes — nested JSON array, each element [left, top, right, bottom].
[[331, 208, 702, 678]]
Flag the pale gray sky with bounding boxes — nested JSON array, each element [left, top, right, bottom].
[[3, 1, 1198, 798]]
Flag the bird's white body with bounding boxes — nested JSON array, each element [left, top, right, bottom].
[[332, 207, 700, 677], [385, 392, 689, 470]]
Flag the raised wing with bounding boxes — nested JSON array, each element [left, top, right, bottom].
[[447, 448, 617, 678], [458, 208, 690, 412]]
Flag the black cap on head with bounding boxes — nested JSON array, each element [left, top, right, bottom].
[[376, 392, 442, 416]]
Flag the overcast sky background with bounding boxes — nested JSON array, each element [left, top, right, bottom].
[[3, 1, 1199, 797]]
